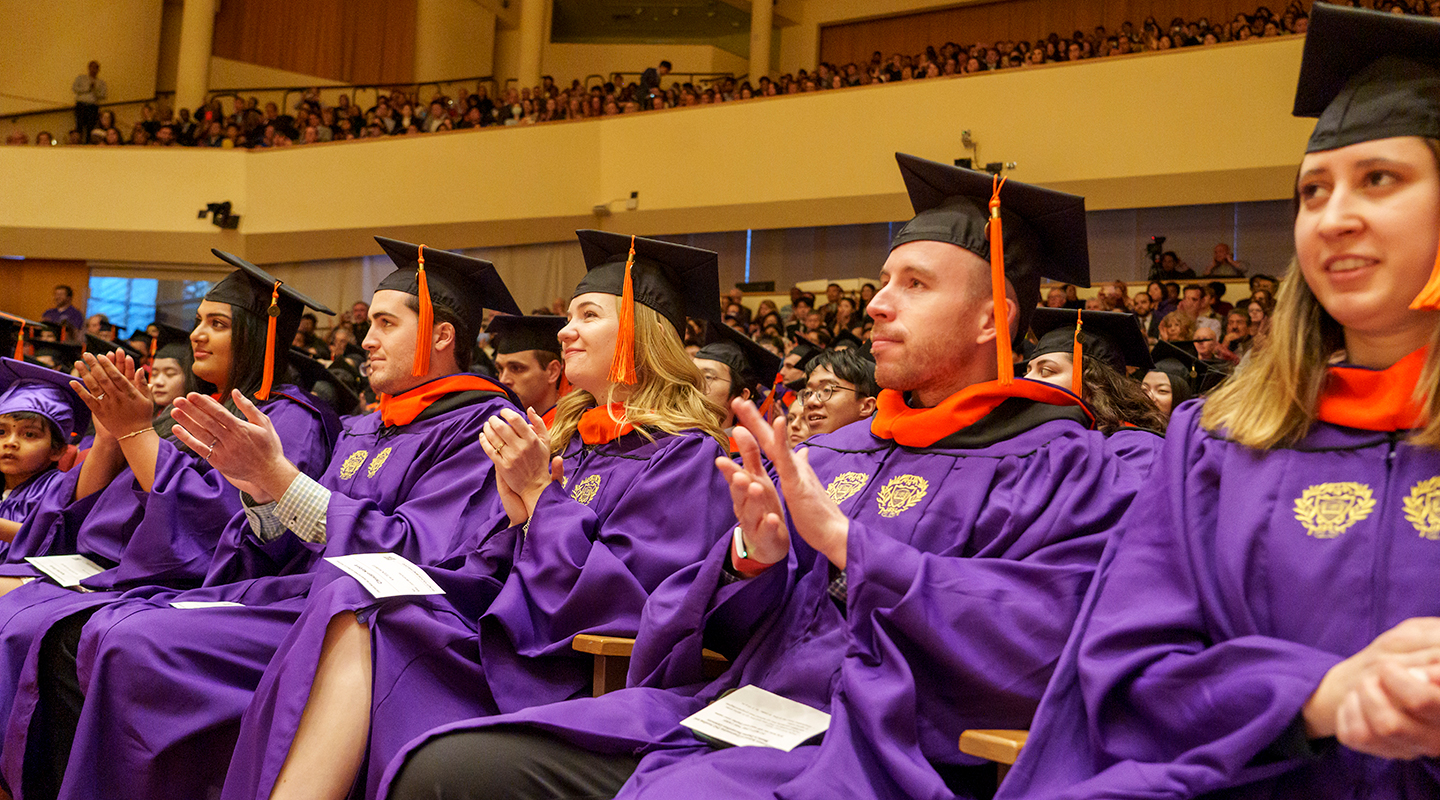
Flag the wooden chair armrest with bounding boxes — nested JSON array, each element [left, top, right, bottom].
[[572, 634, 635, 657], [573, 635, 730, 697], [571, 634, 728, 663], [959, 729, 1029, 765]]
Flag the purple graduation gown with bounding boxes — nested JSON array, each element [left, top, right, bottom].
[[0, 469, 66, 562], [221, 425, 736, 800], [42, 384, 520, 800], [0, 388, 340, 799], [375, 386, 1155, 800], [997, 399, 1440, 800]]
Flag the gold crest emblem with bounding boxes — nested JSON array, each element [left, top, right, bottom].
[[876, 474, 929, 518], [1403, 477, 1440, 540], [571, 474, 602, 505], [825, 472, 869, 504], [339, 450, 368, 480], [1293, 482, 1375, 539], [366, 447, 393, 479]]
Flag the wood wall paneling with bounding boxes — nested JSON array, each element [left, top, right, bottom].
[[1, 259, 91, 322], [819, 0, 1307, 66], [213, 0, 415, 85]]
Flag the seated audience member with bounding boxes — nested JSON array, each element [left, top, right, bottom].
[[779, 338, 822, 392], [216, 232, 737, 800], [1129, 288, 1160, 343], [785, 395, 809, 446], [16, 240, 524, 800], [1192, 325, 1221, 361], [488, 315, 567, 425], [0, 359, 89, 549], [1158, 310, 1197, 345], [798, 347, 878, 436], [379, 154, 1154, 800], [1219, 308, 1253, 361], [693, 323, 781, 449], [998, 13, 1440, 797], [1024, 309, 1168, 433], [146, 341, 196, 421]]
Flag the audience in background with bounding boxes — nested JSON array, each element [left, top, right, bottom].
[[19, 1, 1437, 149]]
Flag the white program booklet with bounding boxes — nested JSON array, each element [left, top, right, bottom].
[[324, 552, 446, 599], [169, 601, 245, 610], [680, 685, 831, 752], [25, 555, 106, 588]]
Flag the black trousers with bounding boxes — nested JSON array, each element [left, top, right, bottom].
[[385, 725, 998, 800], [73, 103, 98, 142], [386, 726, 640, 800], [23, 608, 94, 800]]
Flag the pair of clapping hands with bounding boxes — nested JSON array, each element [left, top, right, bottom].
[[476, 397, 853, 568], [1305, 617, 1440, 760]]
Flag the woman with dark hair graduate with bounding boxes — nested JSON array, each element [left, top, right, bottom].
[[0, 252, 340, 798], [218, 231, 737, 800], [997, 7, 1440, 799]]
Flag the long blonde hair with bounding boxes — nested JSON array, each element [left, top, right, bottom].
[[1203, 138, 1440, 448], [549, 301, 727, 453]]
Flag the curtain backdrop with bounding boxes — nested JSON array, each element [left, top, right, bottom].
[[212, 0, 416, 86]]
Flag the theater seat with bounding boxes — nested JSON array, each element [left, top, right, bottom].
[[571, 635, 728, 696], [959, 729, 1028, 782]]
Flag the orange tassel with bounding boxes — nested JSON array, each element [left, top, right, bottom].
[[1071, 310, 1084, 396], [756, 371, 783, 421], [1409, 241, 1440, 310], [148, 334, 158, 366], [987, 174, 1013, 385], [257, 281, 281, 400], [607, 235, 638, 385], [414, 245, 434, 377], [13, 323, 24, 361]]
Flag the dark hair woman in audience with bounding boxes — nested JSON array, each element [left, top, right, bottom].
[[218, 232, 737, 800], [1024, 309, 1169, 434], [997, 7, 1440, 798]]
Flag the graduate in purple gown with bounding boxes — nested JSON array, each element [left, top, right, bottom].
[[995, 7, 1440, 799], [219, 231, 737, 800], [1023, 308, 1168, 437], [0, 254, 343, 800], [488, 314, 566, 428], [377, 155, 1155, 800], [17, 241, 526, 800], [0, 360, 90, 557]]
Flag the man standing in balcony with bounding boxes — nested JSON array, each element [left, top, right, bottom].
[[71, 61, 106, 144], [640, 60, 671, 100]]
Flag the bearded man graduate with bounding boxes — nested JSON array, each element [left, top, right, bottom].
[[378, 154, 1157, 800], [14, 239, 524, 800]]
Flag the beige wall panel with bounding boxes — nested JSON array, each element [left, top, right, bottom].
[[0, 0, 164, 115]]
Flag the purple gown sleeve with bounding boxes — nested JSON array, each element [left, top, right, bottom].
[[478, 432, 735, 710], [89, 395, 337, 590], [998, 404, 1345, 800]]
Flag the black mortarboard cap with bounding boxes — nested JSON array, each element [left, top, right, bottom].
[[288, 347, 360, 416], [0, 313, 43, 361], [207, 250, 335, 337], [1029, 308, 1154, 374], [1293, 4, 1440, 153], [786, 337, 823, 371], [488, 315, 565, 357], [574, 230, 722, 332], [696, 323, 781, 394], [829, 329, 867, 354], [84, 333, 146, 362], [208, 250, 335, 398], [890, 153, 1090, 340], [374, 237, 523, 334], [24, 338, 82, 370], [1151, 339, 1210, 394]]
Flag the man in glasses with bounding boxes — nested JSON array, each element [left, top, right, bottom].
[[799, 348, 878, 437]]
